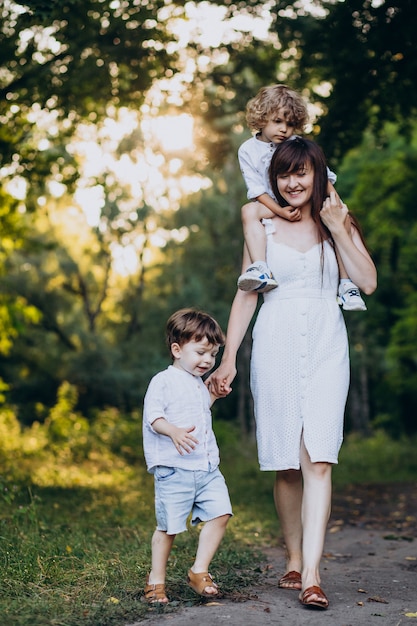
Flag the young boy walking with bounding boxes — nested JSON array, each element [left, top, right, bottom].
[[142, 308, 232, 604], [237, 84, 366, 311]]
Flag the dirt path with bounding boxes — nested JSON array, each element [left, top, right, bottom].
[[133, 483, 417, 626]]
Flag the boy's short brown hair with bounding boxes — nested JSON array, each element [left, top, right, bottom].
[[166, 308, 225, 351], [246, 84, 308, 133]]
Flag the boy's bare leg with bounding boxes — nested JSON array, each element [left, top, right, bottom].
[[241, 201, 274, 264], [190, 514, 230, 594], [148, 529, 176, 584]]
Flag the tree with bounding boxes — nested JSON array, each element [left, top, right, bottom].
[[337, 124, 417, 435], [1, 0, 184, 120], [269, 0, 417, 162]]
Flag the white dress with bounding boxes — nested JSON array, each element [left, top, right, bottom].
[[250, 219, 350, 471]]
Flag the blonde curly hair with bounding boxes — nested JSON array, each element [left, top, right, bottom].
[[246, 84, 309, 133]]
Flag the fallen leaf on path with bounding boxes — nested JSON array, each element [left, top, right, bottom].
[[383, 534, 414, 542], [357, 588, 367, 593], [404, 612, 417, 618], [367, 596, 389, 604]]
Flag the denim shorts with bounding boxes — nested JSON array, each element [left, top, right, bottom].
[[154, 466, 233, 535]]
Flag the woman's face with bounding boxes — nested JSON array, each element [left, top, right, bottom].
[[276, 162, 314, 210]]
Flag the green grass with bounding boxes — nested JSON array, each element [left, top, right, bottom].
[[1, 421, 416, 626], [334, 430, 417, 485]]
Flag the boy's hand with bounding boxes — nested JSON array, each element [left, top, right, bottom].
[[152, 418, 199, 455], [170, 425, 199, 455], [277, 205, 301, 222]]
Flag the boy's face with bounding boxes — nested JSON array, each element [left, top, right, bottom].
[[260, 108, 295, 144], [171, 338, 220, 378]]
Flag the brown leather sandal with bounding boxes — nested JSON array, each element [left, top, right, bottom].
[[278, 570, 302, 590], [144, 574, 169, 604], [187, 569, 219, 597], [299, 585, 329, 609]]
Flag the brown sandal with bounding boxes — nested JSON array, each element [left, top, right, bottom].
[[278, 570, 302, 590], [144, 574, 169, 604], [299, 585, 329, 609], [187, 569, 219, 597]]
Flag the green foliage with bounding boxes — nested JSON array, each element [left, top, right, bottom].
[[334, 431, 417, 486], [269, 0, 417, 162], [336, 126, 417, 434], [2, 0, 184, 120], [0, 0, 416, 442]]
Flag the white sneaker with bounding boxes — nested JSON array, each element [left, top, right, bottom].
[[337, 280, 367, 311], [237, 263, 278, 293]]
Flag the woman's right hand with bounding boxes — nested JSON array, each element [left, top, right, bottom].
[[207, 361, 237, 397]]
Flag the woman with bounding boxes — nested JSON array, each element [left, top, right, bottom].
[[209, 137, 377, 609]]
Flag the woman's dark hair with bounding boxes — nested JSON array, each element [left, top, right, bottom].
[[269, 137, 368, 253], [269, 137, 369, 266]]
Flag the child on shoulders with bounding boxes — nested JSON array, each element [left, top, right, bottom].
[[237, 84, 366, 311]]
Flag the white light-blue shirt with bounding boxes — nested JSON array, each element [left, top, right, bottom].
[[143, 365, 220, 473], [238, 134, 337, 201]]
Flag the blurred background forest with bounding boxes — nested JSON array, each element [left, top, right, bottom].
[[1, 0, 417, 454]]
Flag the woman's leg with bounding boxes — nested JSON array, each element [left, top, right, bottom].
[[274, 469, 303, 582], [299, 439, 332, 595]]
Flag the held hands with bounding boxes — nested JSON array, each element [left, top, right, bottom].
[[206, 363, 237, 398], [320, 191, 348, 233]]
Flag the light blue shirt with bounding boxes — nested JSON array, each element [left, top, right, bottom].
[[143, 365, 220, 473], [238, 134, 337, 201]]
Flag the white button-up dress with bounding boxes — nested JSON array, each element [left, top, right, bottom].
[[250, 220, 349, 471]]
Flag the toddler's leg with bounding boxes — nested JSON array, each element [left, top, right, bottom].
[[238, 202, 277, 293], [145, 529, 175, 603], [188, 514, 230, 596], [242, 201, 271, 264]]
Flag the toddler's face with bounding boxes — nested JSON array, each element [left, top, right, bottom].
[[171, 338, 220, 377], [260, 108, 295, 144]]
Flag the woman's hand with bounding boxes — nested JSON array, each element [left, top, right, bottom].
[[206, 362, 237, 397], [320, 191, 348, 234]]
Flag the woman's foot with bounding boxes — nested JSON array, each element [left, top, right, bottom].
[[299, 585, 329, 609], [278, 570, 302, 590]]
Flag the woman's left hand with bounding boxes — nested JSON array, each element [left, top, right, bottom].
[[320, 191, 348, 234]]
